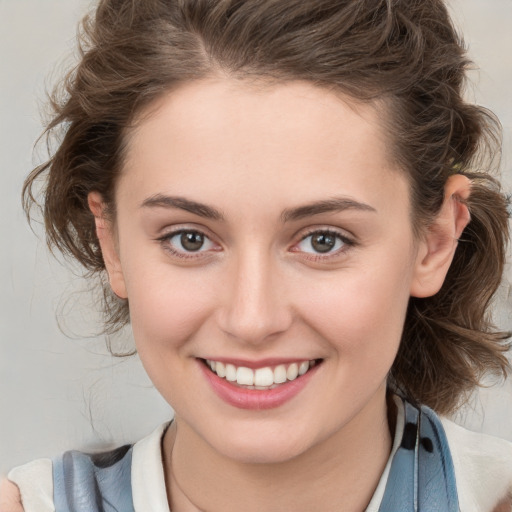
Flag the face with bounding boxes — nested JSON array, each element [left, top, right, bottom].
[[100, 79, 427, 463]]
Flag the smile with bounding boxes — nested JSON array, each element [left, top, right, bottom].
[[204, 359, 318, 389], [200, 358, 322, 410]]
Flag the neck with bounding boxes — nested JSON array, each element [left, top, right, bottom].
[[163, 389, 393, 512]]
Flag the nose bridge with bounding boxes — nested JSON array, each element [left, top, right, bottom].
[[218, 243, 292, 345]]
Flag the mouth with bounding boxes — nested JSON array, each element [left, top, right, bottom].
[[202, 358, 321, 390], [199, 356, 324, 409]]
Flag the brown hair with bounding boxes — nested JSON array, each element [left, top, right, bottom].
[[23, 0, 510, 414]]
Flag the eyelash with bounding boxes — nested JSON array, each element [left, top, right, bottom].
[[156, 227, 356, 261]]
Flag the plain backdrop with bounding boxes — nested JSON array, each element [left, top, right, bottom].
[[1, 0, 511, 475]]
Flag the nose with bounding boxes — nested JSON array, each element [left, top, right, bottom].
[[216, 248, 293, 346]]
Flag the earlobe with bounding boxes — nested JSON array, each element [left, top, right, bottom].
[[88, 192, 128, 299], [410, 175, 471, 298]]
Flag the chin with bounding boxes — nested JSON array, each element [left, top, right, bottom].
[[222, 442, 307, 465], [208, 424, 317, 465]]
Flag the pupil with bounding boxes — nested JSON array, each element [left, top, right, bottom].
[[181, 232, 204, 251], [311, 233, 335, 253]]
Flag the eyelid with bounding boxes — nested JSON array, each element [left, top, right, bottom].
[[296, 225, 356, 245], [157, 221, 217, 239]]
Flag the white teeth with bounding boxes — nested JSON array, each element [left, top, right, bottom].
[[216, 361, 226, 378], [254, 367, 274, 387], [206, 359, 317, 388], [298, 361, 309, 375], [273, 365, 288, 384], [236, 367, 254, 386], [286, 363, 299, 380], [225, 364, 237, 382]]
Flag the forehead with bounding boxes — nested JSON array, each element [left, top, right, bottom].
[[120, 79, 408, 218]]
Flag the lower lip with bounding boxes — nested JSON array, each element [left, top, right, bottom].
[[199, 360, 320, 410]]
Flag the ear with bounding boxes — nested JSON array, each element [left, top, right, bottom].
[[410, 175, 471, 298], [88, 191, 128, 299]]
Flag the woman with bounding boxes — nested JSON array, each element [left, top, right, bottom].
[[2, 0, 511, 510]]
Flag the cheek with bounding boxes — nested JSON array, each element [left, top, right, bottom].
[[293, 256, 414, 364], [124, 265, 219, 403], [123, 261, 216, 352]]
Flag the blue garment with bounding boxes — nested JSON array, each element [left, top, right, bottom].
[[52, 444, 135, 512], [51, 397, 459, 512], [379, 399, 459, 511]]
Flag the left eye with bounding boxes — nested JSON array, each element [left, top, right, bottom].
[[166, 230, 216, 253], [296, 231, 347, 254]]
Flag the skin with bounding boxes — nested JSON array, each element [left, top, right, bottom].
[[0, 481, 23, 512], [0, 79, 471, 511], [92, 79, 470, 511]]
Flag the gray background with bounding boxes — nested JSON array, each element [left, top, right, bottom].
[[1, 0, 511, 475]]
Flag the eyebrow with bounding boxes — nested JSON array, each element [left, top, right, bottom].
[[281, 197, 377, 222], [140, 194, 376, 222], [141, 194, 225, 221]]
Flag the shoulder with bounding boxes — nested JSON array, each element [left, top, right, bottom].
[[2, 422, 171, 512], [0, 479, 24, 512], [4, 458, 53, 512], [440, 416, 512, 512]]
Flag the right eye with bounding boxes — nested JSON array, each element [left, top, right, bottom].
[[158, 229, 217, 258]]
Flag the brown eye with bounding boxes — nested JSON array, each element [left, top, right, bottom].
[[180, 232, 204, 251], [161, 229, 216, 256], [310, 233, 336, 253], [295, 230, 349, 256]]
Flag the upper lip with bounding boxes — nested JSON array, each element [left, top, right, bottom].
[[199, 357, 320, 369]]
